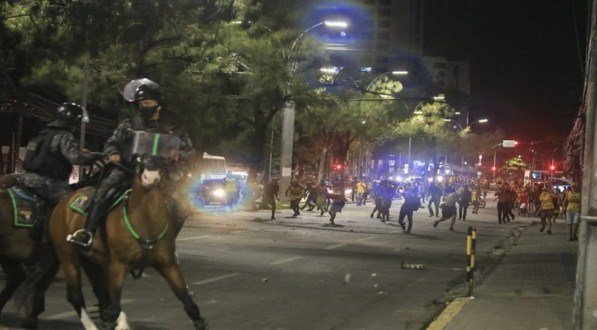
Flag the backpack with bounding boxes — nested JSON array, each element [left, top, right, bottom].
[[23, 131, 56, 173]]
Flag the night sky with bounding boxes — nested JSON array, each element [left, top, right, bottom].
[[424, 0, 588, 142]]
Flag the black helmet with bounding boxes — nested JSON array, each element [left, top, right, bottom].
[[122, 78, 163, 119], [134, 82, 163, 104], [47, 102, 84, 128]]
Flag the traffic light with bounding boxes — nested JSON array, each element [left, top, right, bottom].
[[491, 166, 497, 172], [549, 164, 555, 171]]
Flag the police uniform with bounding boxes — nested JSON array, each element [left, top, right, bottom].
[[81, 116, 158, 235], [68, 78, 167, 247], [19, 129, 97, 204]]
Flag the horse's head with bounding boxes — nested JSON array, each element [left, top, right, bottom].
[[138, 156, 166, 189]]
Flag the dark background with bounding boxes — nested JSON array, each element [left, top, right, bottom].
[[424, 0, 588, 142]]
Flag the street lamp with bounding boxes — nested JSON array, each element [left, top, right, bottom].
[[280, 19, 348, 201]]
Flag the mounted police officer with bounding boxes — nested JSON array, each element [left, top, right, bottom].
[[18, 102, 100, 226], [68, 78, 164, 247]]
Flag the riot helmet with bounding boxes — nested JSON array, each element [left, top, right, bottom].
[[122, 78, 163, 119], [47, 102, 84, 129]]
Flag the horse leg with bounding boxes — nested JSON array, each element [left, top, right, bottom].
[[80, 258, 130, 330], [80, 258, 110, 323], [0, 258, 25, 314], [156, 262, 206, 330], [63, 260, 98, 330], [103, 260, 129, 330], [23, 256, 60, 329]]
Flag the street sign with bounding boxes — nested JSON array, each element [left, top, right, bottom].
[[503, 140, 517, 148]]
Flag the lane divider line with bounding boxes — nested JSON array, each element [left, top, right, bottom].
[[45, 299, 135, 320], [177, 235, 211, 241], [270, 256, 302, 265], [192, 273, 242, 286]]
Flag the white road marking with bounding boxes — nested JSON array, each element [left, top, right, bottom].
[[357, 236, 376, 242], [45, 299, 134, 320], [270, 256, 303, 265], [325, 243, 348, 250], [177, 235, 211, 241], [192, 273, 242, 285]]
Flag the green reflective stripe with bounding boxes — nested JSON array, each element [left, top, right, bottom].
[[156, 218, 169, 241], [121, 206, 169, 243], [110, 189, 131, 209], [6, 189, 19, 227], [70, 205, 87, 216], [152, 134, 160, 155], [122, 207, 141, 240]]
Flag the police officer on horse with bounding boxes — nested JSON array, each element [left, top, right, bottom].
[[18, 103, 100, 227], [68, 78, 164, 247]]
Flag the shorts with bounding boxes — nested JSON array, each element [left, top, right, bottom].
[[566, 210, 581, 224], [540, 210, 554, 218], [330, 203, 344, 213]]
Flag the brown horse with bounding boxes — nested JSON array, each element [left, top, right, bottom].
[[0, 174, 59, 329], [49, 158, 206, 330]]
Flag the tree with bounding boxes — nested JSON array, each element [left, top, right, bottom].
[[392, 100, 462, 176]]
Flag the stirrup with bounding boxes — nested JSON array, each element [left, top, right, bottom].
[[66, 229, 93, 248]]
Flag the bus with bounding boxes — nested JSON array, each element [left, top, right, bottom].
[[523, 170, 564, 186], [198, 152, 227, 181]]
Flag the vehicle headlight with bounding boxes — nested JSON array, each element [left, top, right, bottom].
[[212, 188, 226, 198]]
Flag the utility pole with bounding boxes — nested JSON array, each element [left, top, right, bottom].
[[574, 0, 597, 328]]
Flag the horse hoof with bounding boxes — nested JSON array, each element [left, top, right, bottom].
[[115, 311, 130, 330], [193, 318, 208, 330], [20, 318, 38, 329]]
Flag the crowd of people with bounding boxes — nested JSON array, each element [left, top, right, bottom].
[[246, 174, 581, 241]]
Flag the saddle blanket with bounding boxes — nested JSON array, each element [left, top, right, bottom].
[[69, 189, 130, 217], [6, 186, 40, 227]]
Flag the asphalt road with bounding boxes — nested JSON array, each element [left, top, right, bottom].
[[1, 196, 524, 330]]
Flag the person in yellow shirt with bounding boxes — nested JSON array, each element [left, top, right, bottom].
[[564, 183, 581, 241], [539, 187, 555, 234], [285, 179, 305, 218], [355, 179, 367, 206]]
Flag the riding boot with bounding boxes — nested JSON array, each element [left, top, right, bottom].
[[67, 197, 108, 248]]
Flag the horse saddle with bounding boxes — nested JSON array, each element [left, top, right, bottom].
[[5, 186, 42, 228], [69, 189, 131, 217]]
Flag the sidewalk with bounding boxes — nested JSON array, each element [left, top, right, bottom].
[[433, 218, 577, 330]]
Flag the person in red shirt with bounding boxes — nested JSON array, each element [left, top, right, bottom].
[[519, 189, 529, 216]]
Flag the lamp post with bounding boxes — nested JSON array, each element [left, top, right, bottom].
[[279, 20, 347, 201]]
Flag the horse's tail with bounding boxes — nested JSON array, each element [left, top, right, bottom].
[[12, 241, 60, 316]]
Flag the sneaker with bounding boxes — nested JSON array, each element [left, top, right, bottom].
[[370, 213, 374, 218], [546, 230, 552, 235], [449, 227, 455, 231], [399, 222, 406, 230], [270, 217, 276, 220], [66, 229, 93, 248], [568, 237, 574, 241], [433, 221, 439, 228], [404, 229, 411, 234], [540, 225, 545, 232], [428, 214, 434, 217]]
